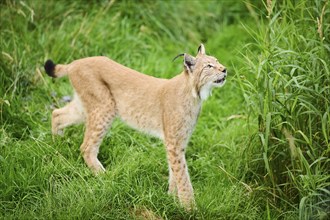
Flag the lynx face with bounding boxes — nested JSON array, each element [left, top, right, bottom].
[[182, 45, 227, 100]]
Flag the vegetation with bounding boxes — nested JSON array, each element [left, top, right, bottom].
[[238, 1, 330, 219], [0, 0, 329, 219]]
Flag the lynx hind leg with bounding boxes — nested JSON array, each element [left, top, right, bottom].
[[78, 90, 116, 174], [52, 94, 85, 135], [80, 106, 115, 174]]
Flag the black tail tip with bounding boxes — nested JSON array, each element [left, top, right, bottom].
[[44, 59, 56, 78]]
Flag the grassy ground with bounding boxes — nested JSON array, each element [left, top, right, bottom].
[[1, 0, 329, 219]]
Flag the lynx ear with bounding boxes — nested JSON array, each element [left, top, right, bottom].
[[184, 54, 196, 74], [197, 43, 206, 55]]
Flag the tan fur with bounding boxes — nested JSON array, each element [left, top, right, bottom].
[[49, 44, 227, 210]]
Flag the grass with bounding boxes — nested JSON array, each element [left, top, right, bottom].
[[0, 0, 329, 219], [237, 1, 330, 219]]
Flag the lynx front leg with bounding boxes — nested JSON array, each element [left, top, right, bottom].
[[168, 166, 177, 195], [166, 140, 195, 210]]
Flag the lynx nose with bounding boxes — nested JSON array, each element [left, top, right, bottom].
[[222, 68, 227, 77]]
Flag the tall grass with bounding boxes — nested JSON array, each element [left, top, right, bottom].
[[237, 0, 330, 218]]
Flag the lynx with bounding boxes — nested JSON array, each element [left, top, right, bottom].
[[44, 44, 227, 209]]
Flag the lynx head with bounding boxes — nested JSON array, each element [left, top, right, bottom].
[[175, 44, 227, 100]]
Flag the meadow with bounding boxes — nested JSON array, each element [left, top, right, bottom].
[[0, 0, 329, 219]]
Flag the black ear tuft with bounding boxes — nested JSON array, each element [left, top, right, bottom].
[[172, 53, 196, 73], [172, 53, 185, 62], [44, 59, 56, 78]]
